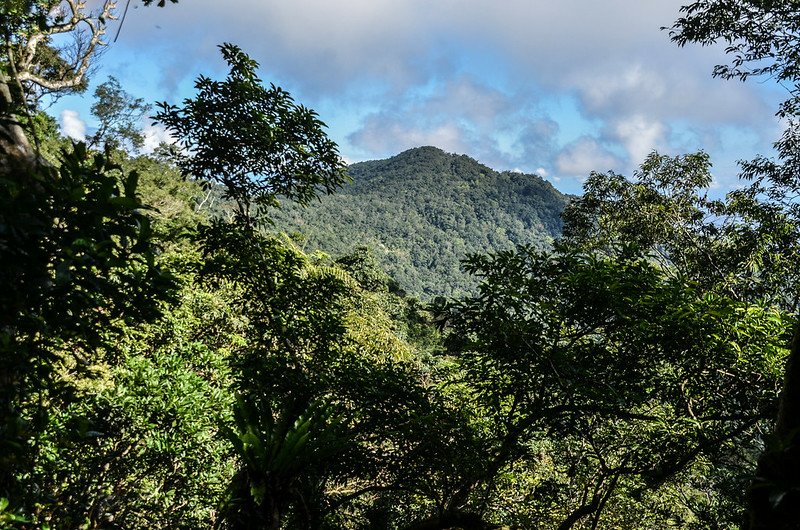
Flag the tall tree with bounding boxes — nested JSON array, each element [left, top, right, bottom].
[[0, 0, 181, 519], [88, 75, 151, 152], [1, 0, 116, 172], [1, 0, 179, 173], [670, 3, 800, 527], [155, 43, 348, 225], [437, 243, 788, 528], [0, 144, 174, 517], [153, 46, 448, 529]]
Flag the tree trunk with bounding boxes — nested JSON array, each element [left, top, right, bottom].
[[0, 71, 37, 177]]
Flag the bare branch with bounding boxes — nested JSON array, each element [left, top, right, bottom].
[[16, 1, 117, 95]]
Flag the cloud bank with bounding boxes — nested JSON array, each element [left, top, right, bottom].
[[75, 0, 787, 192]]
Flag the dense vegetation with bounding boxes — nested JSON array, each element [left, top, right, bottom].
[[2, 1, 800, 529], [270, 146, 568, 299]]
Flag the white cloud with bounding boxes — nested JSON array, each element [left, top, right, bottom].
[[532, 166, 560, 182], [346, 76, 535, 166], [578, 65, 666, 113], [350, 119, 468, 157], [141, 123, 174, 152], [400, 124, 466, 152], [555, 136, 622, 178], [59, 109, 86, 141], [96, 0, 785, 192], [612, 114, 668, 165], [423, 78, 515, 129], [119, 1, 690, 99], [568, 61, 774, 131], [513, 119, 559, 166]]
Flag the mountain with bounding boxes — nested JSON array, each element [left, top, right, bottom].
[[270, 146, 570, 299]]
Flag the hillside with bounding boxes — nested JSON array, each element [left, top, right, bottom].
[[270, 146, 570, 298]]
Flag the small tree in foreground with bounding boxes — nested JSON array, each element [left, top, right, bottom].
[[155, 43, 348, 225]]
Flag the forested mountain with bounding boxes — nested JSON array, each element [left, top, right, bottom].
[[270, 146, 569, 298]]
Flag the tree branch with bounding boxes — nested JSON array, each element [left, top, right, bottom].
[[16, 1, 117, 94]]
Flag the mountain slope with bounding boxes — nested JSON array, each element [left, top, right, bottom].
[[271, 146, 570, 299]]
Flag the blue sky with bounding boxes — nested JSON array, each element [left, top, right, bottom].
[[52, 0, 786, 195]]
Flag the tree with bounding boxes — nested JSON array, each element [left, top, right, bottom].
[[0, 143, 174, 517], [0, 0, 179, 174], [88, 75, 151, 152], [3, 1, 115, 101], [0, 2, 191, 521], [152, 45, 460, 529], [155, 43, 348, 225], [1, 1, 116, 169], [670, 3, 800, 527], [560, 151, 800, 310], [436, 244, 788, 528]]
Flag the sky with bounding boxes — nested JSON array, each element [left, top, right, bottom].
[[51, 0, 787, 195]]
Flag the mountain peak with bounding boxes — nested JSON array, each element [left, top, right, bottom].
[[272, 148, 569, 298], [357, 146, 502, 183], [379, 145, 457, 171], [395, 145, 448, 157]]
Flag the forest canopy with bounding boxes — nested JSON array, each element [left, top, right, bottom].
[[2, 1, 800, 529]]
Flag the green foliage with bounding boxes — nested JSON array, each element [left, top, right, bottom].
[[7, 3, 800, 527], [121, 153, 208, 242], [669, 3, 800, 526], [17, 110, 64, 160], [436, 245, 788, 527], [0, 143, 171, 347], [6, 15, 466, 530], [145, 43, 461, 528], [541, 148, 800, 528], [561, 151, 713, 260], [25, 284, 239, 529], [194, 225, 442, 529], [155, 43, 348, 223], [561, 150, 800, 309], [89, 76, 151, 152], [0, 497, 28, 526], [271, 146, 569, 299], [0, 143, 175, 517]]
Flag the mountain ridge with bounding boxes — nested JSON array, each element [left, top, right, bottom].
[[271, 146, 570, 298]]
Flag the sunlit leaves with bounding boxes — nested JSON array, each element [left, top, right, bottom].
[[438, 245, 789, 527], [0, 143, 175, 519]]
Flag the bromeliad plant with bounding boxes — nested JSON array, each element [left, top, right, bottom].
[[221, 395, 345, 529]]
